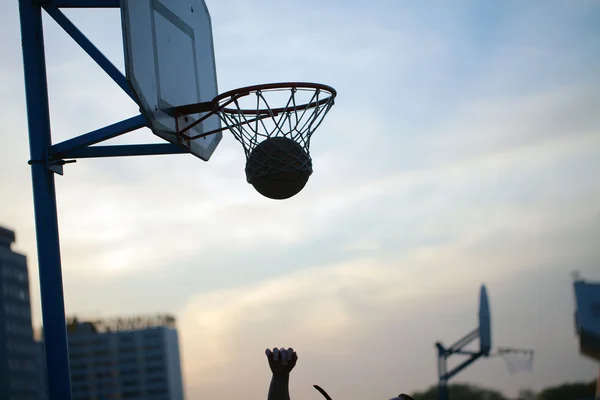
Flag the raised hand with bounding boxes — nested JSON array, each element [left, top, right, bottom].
[[265, 347, 298, 376], [266, 347, 297, 400]]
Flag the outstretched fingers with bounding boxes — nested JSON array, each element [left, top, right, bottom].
[[266, 347, 296, 359]]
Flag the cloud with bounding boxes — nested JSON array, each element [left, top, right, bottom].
[[48, 114, 600, 280]]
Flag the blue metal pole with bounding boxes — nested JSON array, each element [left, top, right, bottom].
[[436, 343, 449, 400], [18, 1, 72, 400], [438, 383, 449, 400]]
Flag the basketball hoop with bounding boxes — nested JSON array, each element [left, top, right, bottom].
[[172, 82, 336, 149], [494, 347, 534, 374], [172, 82, 337, 199], [213, 82, 336, 156]]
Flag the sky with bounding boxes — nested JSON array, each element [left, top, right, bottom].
[[1, 0, 600, 399]]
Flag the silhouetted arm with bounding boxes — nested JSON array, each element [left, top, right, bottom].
[[265, 348, 297, 400], [268, 373, 290, 400]]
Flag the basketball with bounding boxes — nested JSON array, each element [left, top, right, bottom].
[[245, 136, 313, 200]]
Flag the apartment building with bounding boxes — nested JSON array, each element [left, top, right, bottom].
[[65, 314, 185, 400], [0, 226, 42, 400]]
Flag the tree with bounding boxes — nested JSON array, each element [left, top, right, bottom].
[[535, 380, 596, 400], [408, 379, 597, 400], [411, 383, 509, 400]]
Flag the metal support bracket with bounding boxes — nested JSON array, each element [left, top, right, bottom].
[[28, 157, 77, 176], [37, 0, 120, 8], [436, 327, 485, 400]]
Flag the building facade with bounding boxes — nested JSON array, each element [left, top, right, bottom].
[[0, 226, 42, 400], [65, 315, 185, 400], [573, 276, 600, 400]]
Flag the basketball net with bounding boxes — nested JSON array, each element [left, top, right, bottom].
[[214, 83, 336, 160], [496, 347, 534, 375]]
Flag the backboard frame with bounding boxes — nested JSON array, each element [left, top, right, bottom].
[[573, 278, 600, 362], [120, 0, 222, 161]]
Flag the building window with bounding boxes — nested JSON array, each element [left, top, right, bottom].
[[145, 366, 164, 374], [7, 358, 36, 372], [5, 322, 32, 336], [2, 284, 29, 301], [120, 379, 138, 387], [1, 266, 27, 282], [147, 376, 164, 384], [145, 355, 163, 362], [147, 388, 168, 395], [71, 373, 88, 383], [4, 302, 31, 318], [7, 341, 36, 355]]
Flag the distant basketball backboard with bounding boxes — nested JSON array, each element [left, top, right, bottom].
[[121, 0, 222, 161], [479, 285, 492, 356], [574, 279, 600, 362]]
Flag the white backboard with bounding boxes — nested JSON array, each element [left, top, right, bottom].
[[121, 0, 221, 161]]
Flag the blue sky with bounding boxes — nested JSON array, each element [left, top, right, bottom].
[[1, 0, 600, 399]]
